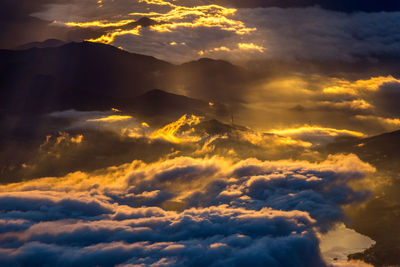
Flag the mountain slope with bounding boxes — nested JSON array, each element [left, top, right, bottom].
[[120, 89, 230, 126], [324, 129, 400, 171], [0, 41, 250, 116], [0, 41, 173, 114]]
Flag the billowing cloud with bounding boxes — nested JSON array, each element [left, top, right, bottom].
[[0, 154, 374, 266]]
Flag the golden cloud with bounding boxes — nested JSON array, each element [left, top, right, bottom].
[[355, 115, 400, 129], [323, 76, 400, 95], [87, 115, 134, 122], [198, 42, 265, 56], [269, 126, 365, 146], [150, 114, 202, 143], [61, 1, 255, 45]]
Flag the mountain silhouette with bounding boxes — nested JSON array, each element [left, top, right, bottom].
[[0, 41, 173, 115], [0, 41, 249, 117], [16, 39, 66, 50], [120, 89, 230, 126]]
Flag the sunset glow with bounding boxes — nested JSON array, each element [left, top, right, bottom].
[[2, 1, 400, 266]]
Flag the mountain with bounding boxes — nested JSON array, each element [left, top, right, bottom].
[[16, 39, 66, 50], [0, 41, 250, 116], [119, 89, 230, 126], [324, 130, 400, 266], [175, 58, 251, 103], [0, 86, 231, 147], [111, 17, 157, 30], [129, 89, 207, 115], [324, 129, 400, 171], [0, 41, 251, 161], [0, 41, 174, 114]]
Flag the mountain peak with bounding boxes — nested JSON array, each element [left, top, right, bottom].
[[16, 39, 66, 50], [144, 89, 170, 96], [136, 17, 157, 27]]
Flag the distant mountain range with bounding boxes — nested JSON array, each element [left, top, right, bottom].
[[0, 41, 249, 117]]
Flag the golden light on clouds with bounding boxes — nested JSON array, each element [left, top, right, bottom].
[[87, 115, 134, 122], [87, 26, 142, 44], [65, 20, 136, 28], [70, 135, 84, 144], [238, 43, 265, 52], [198, 43, 265, 56], [270, 126, 366, 139], [62, 1, 255, 45], [138, 0, 175, 7], [138, 4, 255, 35], [150, 114, 202, 143], [319, 99, 373, 110], [240, 131, 313, 149], [356, 115, 400, 128], [323, 76, 400, 95]]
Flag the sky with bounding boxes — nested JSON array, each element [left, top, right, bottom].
[[1, 1, 400, 266], [2, 0, 400, 63]]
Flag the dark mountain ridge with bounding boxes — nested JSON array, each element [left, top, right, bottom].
[[0, 41, 249, 116], [16, 39, 66, 50], [121, 89, 230, 126], [0, 41, 172, 114]]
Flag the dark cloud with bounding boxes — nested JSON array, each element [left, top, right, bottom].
[[211, 0, 400, 13], [372, 82, 400, 117]]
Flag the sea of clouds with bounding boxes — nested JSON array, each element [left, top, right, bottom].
[[0, 150, 375, 266]]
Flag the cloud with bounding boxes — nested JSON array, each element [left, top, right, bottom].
[[322, 76, 400, 95], [236, 8, 400, 63], [355, 115, 400, 131], [268, 126, 365, 146], [198, 43, 265, 57], [0, 153, 375, 266], [87, 115, 134, 123], [237, 72, 400, 135], [372, 82, 400, 117], [0, 0, 102, 48], [21, 1, 400, 64], [206, 0, 400, 13]]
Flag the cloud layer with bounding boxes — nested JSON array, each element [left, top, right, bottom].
[[0, 153, 375, 266]]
